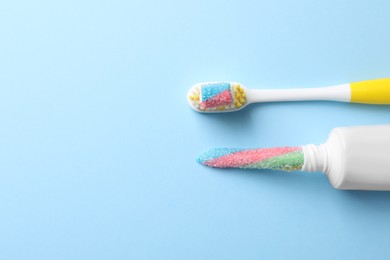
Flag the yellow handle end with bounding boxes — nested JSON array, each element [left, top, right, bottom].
[[350, 78, 390, 104]]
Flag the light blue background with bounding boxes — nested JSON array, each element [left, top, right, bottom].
[[1, 0, 390, 259]]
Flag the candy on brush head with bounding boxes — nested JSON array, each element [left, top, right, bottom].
[[187, 82, 247, 112], [197, 147, 304, 171]]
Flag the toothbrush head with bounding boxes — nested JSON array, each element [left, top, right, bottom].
[[187, 82, 248, 113], [196, 147, 304, 171]]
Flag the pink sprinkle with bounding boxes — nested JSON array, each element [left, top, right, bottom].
[[200, 90, 232, 109], [204, 147, 300, 168]]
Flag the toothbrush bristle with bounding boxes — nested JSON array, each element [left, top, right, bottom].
[[197, 147, 304, 171], [188, 82, 247, 112]]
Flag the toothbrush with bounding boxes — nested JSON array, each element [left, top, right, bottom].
[[197, 125, 390, 191], [187, 78, 390, 113]]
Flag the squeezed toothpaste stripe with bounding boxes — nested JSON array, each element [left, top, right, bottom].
[[196, 148, 243, 164], [200, 147, 300, 168], [200, 89, 233, 109], [201, 83, 231, 101], [243, 150, 304, 171]]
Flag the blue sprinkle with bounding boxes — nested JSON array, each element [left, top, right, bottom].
[[201, 82, 231, 101], [196, 148, 243, 164]]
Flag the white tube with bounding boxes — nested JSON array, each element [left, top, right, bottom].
[[302, 125, 390, 190]]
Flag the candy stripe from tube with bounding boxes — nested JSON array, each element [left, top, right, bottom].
[[197, 147, 304, 171]]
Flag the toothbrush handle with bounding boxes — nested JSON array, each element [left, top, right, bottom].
[[247, 84, 351, 103], [350, 78, 390, 104], [248, 78, 390, 104]]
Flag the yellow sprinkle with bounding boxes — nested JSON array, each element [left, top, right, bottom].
[[235, 93, 241, 99], [241, 93, 246, 98], [236, 84, 241, 88], [239, 98, 245, 103], [239, 88, 244, 94], [235, 101, 242, 107], [194, 95, 200, 101], [189, 96, 195, 101], [217, 106, 225, 111]]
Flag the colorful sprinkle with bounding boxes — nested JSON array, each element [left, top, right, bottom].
[[199, 83, 232, 109], [201, 83, 230, 100], [188, 82, 248, 112], [197, 147, 304, 171], [200, 89, 232, 109]]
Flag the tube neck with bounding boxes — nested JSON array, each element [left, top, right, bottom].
[[301, 144, 330, 174]]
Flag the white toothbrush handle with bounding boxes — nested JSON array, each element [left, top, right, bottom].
[[247, 83, 351, 103]]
